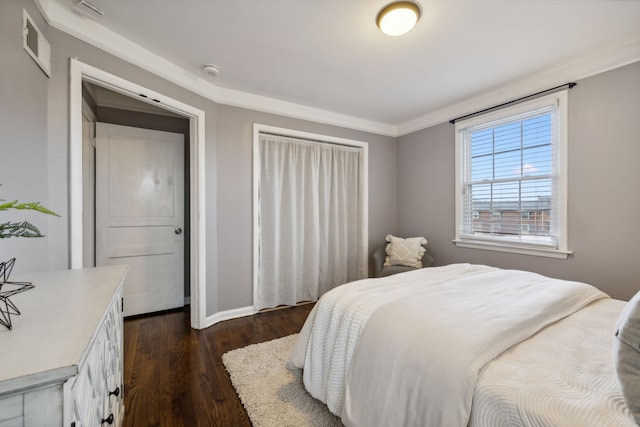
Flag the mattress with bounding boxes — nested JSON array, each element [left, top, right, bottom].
[[288, 264, 636, 427], [470, 298, 636, 427]]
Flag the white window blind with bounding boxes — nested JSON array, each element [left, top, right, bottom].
[[454, 91, 571, 258]]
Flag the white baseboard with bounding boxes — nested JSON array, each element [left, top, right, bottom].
[[205, 305, 255, 328]]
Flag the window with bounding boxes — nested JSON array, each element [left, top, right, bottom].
[[454, 91, 571, 259]]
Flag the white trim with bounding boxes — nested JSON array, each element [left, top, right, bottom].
[[252, 124, 369, 311], [35, 0, 639, 138], [453, 90, 570, 258], [252, 125, 261, 313], [205, 305, 255, 328], [555, 90, 570, 256], [69, 59, 208, 329], [22, 8, 51, 77], [35, 0, 395, 137], [452, 240, 572, 259], [215, 87, 394, 137], [70, 60, 83, 267], [203, 302, 315, 327], [254, 124, 370, 149], [398, 39, 640, 135], [452, 95, 561, 130]]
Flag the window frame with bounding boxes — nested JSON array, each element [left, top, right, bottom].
[[453, 90, 572, 259]]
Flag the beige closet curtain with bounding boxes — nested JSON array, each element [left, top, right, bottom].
[[257, 133, 366, 310]]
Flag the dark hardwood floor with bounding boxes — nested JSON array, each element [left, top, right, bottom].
[[123, 303, 314, 427]]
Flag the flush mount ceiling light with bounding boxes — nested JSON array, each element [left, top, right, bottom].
[[376, 1, 421, 36], [202, 64, 221, 77]]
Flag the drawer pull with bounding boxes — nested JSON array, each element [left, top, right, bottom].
[[109, 386, 120, 398], [101, 414, 114, 425]]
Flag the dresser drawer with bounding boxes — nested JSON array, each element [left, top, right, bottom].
[[0, 266, 127, 427], [71, 288, 123, 427]]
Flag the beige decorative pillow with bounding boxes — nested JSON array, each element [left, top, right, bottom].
[[383, 234, 428, 268]]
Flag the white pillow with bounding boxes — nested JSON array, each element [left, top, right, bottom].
[[383, 234, 428, 268], [614, 290, 640, 424]]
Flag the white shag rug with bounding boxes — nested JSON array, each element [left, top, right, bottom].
[[222, 334, 343, 427]]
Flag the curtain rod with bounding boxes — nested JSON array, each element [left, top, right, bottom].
[[259, 131, 329, 144], [259, 131, 362, 150], [449, 82, 577, 124]]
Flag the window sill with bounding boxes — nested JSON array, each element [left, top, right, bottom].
[[452, 239, 573, 259]]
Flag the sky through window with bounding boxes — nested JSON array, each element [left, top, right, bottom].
[[470, 113, 552, 203]]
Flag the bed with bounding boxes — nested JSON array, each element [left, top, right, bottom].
[[287, 264, 639, 426]]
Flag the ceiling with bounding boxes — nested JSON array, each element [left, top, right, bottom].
[[84, 82, 183, 117], [47, 0, 639, 134]]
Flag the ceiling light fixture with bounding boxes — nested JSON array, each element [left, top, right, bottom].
[[202, 64, 221, 77], [376, 1, 421, 36]]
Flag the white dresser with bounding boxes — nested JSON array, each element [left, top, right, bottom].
[[0, 265, 128, 427]]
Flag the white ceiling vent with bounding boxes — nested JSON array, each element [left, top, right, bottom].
[[23, 9, 51, 77], [71, 0, 105, 20]]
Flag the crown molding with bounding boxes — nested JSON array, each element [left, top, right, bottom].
[[36, 0, 639, 139], [396, 38, 640, 136], [212, 85, 397, 136], [35, 0, 398, 137]]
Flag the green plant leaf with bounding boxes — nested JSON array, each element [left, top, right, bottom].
[[0, 221, 45, 238], [0, 184, 60, 239], [0, 200, 18, 211], [10, 201, 60, 217]]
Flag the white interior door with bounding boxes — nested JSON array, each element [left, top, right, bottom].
[[96, 123, 184, 317], [81, 106, 96, 268]]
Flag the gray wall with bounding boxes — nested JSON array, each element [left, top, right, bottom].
[[397, 61, 640, 300], [0, 0, 397, 316], [215, 105, 397, 310], [3, 0, 636, 315], [0, 0, 52, 270], [44, 23, 224, 314]]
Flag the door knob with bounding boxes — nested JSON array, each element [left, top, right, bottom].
[[175, 227, 183, 235]]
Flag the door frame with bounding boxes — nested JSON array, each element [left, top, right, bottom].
[[81, 100, 96, 269], [69, 59, 208, 329]]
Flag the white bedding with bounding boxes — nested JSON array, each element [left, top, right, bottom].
[[287, 263, 495, 415], [470, 298, 636, 427], [288, 264, 622, 427]]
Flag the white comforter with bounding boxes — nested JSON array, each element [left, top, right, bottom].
[[288, 264, 609, 427], [470, 298, 636, 427], [287, 263, 494, 414]]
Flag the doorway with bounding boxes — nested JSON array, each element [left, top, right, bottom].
[[96, 123, 186, 316], [69, 59, 208, 329], [83, 83, 191, 316]]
